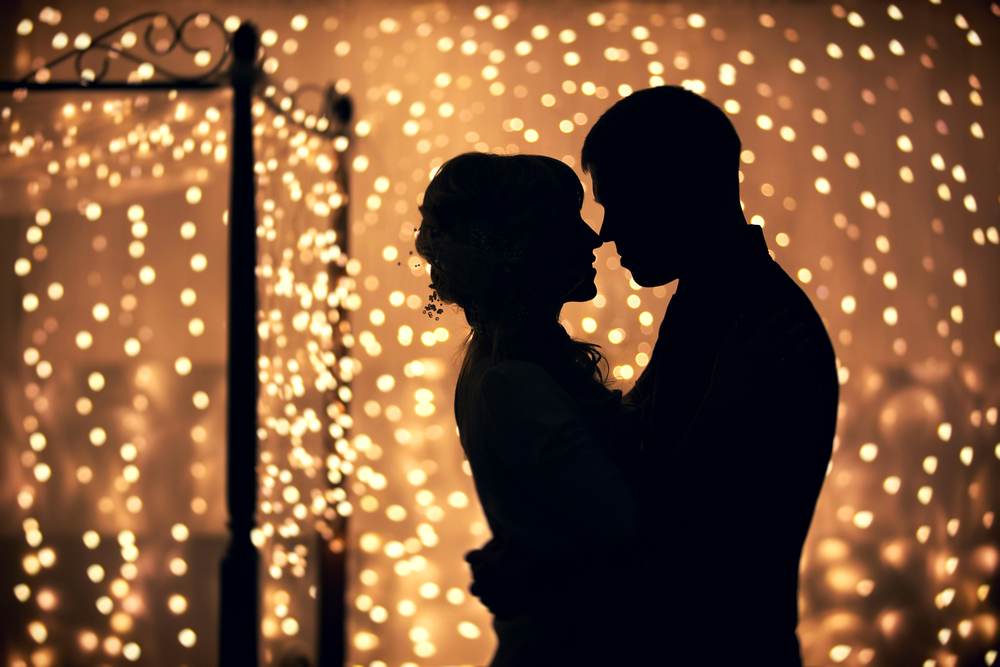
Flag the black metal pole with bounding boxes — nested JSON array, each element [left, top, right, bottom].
[[2, 15, 348, 664], [319, 92, 353, 666], [219, 22, 260, 667]]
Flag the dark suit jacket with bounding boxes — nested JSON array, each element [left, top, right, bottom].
[[626, 224, 838, 663]]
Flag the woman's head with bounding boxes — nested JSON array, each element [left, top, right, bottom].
[[416, 152, 608, 390], [416, 152, 601, 329]]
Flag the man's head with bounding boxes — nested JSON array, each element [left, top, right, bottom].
[[581, 86, 744, 286]]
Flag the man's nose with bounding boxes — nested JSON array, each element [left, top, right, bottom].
[[598, 216, 615, 243], [585, 221, 603, 250]]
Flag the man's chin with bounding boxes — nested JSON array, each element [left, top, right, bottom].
[[623, 262, 675, 288], [565, 281, 598, 303]]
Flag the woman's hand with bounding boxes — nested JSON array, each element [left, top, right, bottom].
[[709, 309, 811, 399]]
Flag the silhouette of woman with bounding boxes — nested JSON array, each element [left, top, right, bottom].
[[415, 152, 806, 665]]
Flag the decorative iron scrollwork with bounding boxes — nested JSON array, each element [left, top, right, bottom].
[[12, 10, 352, 141], [21, 11, 233, 86]]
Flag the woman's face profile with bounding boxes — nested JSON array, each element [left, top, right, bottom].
[[528, 204, 602, 305], [420, 153, 602, 313]]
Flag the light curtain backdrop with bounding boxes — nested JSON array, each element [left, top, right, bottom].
[[1, 1, 998, 666]]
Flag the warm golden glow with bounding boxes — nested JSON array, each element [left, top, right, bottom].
[[3, 4, 996, 666]]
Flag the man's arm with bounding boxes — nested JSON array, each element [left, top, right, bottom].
[[464, 536, 533, 619]]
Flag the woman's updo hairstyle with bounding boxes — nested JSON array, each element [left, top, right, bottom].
[[416, 152, 583, 326], [416, 152, 610, 394]]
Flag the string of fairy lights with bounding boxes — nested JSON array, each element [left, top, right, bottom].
[[5, 2, 999, 666], [6, 85, 236, 664], [250, 89, 359, 652]]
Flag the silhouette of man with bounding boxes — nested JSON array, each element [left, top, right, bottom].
[[578, 85, 839, 663], [467, 86, 838, 663]]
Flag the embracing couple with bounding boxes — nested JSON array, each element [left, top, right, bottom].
[[415, 86, 839, 665]]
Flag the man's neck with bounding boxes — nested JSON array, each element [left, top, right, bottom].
[[677, 212, 753, 289]]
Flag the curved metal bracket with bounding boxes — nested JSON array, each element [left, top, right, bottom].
[[258, 82, 353, 139], [19, 11, 233, 87], [6, 11, 353, 142]]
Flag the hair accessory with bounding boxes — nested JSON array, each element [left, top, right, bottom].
[[423, 288, 443, 320]]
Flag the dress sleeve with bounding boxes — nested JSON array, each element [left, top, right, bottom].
[[480, 360, 638, 544]]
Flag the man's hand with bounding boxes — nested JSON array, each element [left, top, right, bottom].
[[465, 539, 533, 619]]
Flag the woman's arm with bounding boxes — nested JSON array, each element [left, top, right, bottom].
[[480, 359, 639, 549]]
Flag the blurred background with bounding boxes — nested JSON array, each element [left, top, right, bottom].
[[0, 1, 997, 666]]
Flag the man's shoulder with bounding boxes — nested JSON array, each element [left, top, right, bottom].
[[760, 261, 834, 343], [757, 261, 840, 401]]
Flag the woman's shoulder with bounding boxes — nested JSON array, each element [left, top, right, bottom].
[[456, 359, 573, 457], [482, 360, 574, 403], [465, 358, 622, 426], [457, 357, 530, 398], [457, 358, 552, 415], [484, 359, 551, 382]]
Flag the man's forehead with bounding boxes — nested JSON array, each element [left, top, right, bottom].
[[590, 166, 641, 196]]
